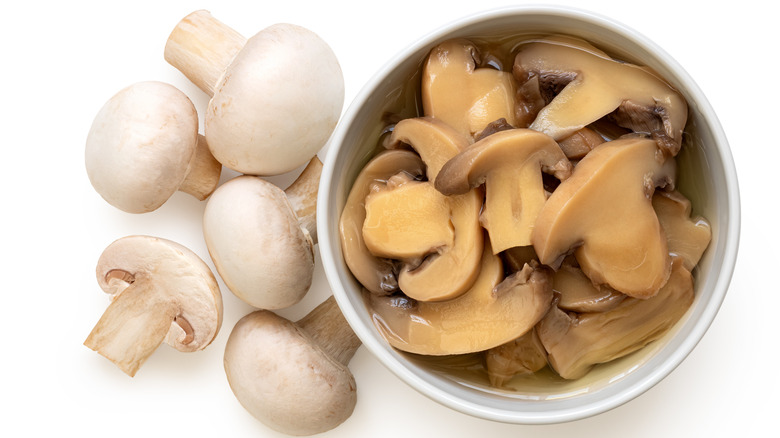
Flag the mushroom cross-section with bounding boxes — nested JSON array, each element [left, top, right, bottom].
[[368, 240, 553, 355], [513, 35, 688, 154], [435, 128, 572, 253], [203, 157, 322, 310], [84, 235, 223, 377], [165, 10, 344, 175], [422, 39, 518, 139], [224, 296, 361, 436], [340, 150, 426, 296], [653, 190, 712, 271], [85, 81, 221, 213], [532, 136, 676, 299]]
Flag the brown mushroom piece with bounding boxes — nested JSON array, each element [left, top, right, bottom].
[[556, 126, 605, 160], [485, 328, 548, 388], [422, 39, 518, 139], [224, 296, 361, 435], [653, 190, 712, 271], [368, 240, 553, 355], [84, 236, 222, 377], [383, 117, 484, 301], [532, 136, 676, 299], [513, 35, 688, 155], [436, 128, 572, 254], [537, 259, 694, 380], [553, 261, 626, 313], [339, 150, 425, 295]]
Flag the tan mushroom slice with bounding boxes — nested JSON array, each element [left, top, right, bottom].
[[513, 35, 688, 154], [339, 150, 425, 295], [386, 117, 470, 179], [653, 190, 712, 271], [436, 128, 572, 253], [84, 236, 222, 377], [422, 39, 518, 139], [537, 259, 694, 380], [485, 328, 548, 388], [556, 127, 605, 160], [369, 241, 553, 355], [532, 136, 676, 299], [553, 262, 626, 313], [363, 180, 454, 261]]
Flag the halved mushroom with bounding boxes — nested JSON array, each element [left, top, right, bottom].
[[436, 128, 572, 253], [553, 261, 626, 313], [368, 240, 553, 355], [362, 179, 454, 261], [537, 258, 694, 379], [513, 35, 688, 155], [383, 117, 484, 301], [653, 190, 712, 271], [422, 39, 518, 139], [532, 136, 676, 299], [84, 235, 223, 377], [485, 328, 548, 388], [340, 150, 426, 295]]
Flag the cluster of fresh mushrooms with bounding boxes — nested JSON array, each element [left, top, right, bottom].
[[340, 36, 712, 385], [84, 11, 360, 436]]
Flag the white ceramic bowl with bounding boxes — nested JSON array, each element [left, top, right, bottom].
[[318, 5, 739, 424]]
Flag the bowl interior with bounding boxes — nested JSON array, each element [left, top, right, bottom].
[[318, 6, 739, 424]]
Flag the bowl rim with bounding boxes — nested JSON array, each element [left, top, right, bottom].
[[318, 4, 740, 424]]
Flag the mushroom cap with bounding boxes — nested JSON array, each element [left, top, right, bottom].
[[224, 310, 357, 436], [86, 235, 222, 376], [206, 23, 345, 175], [85, 81, 199, 213], [203, 175, 314, 309]]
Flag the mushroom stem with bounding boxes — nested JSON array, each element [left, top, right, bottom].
[[285, 156, 323, 244], [297, 296, 361, 366], [179, 134, 222, 201], [164, 10, 246, 96]]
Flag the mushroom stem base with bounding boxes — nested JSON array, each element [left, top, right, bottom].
[[298, 296, 361, 366], [179, 134, 222, 201], [285, 156, 323, 243]]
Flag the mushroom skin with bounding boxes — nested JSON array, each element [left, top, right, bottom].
[[84, 235, 223, 377], [653, 190, 712, 271], [85, 81, 221, 213], [435, 128, 572, 253], [422, 39, 518, 139], [368, 240, 553, 355], [537, 259, 694, 380], [224, 296, 361, 436], [203, 162, 320, 309], [165, 11, 344, 175], [485, 328, 548, 388], [532, 136, 676, 299], [513, 35, 688, 155]]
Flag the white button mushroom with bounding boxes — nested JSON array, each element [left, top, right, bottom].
[[224, 296, 361, 436], [85, 81, 221, 213], [165, 10, 344, 176], [203, 157, 322, 309], [84, 235, 223, 377]]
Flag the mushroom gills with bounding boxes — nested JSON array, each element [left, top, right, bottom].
[[369, 240, 553, 356], [422, 39, 518, 139], [532, 136, 676, 299], [485, 328, 548, 388], [537, 259, 694, 380]]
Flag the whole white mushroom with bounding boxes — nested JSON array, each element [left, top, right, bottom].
[[165, 10, 345, 175]]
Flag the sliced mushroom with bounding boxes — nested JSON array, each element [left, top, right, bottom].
[[532, 136, 676, 299], [224, 296, 361, 435], [556, 127, 605, 160], [537, 259, 694, 380], [84, 235, 223, 377], [653, 190, 712, 271], [165, 10, 344, 175], [85, 81, 221, 213], [203, 157, 321, 309], [553, 262, 626, 313], [340, 150, 426, 295], [386, 117, 470, 179], [422, 39, 518, 139], [485, 328, 548, 388], [500, 245, 538, 275], [436, 128, 572, 253], [513, 35, 688, 154], [368, 240, 553, 355], [362, 179, 454, 261]]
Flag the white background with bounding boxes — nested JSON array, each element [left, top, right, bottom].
[[2, 1, 775, 436]]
